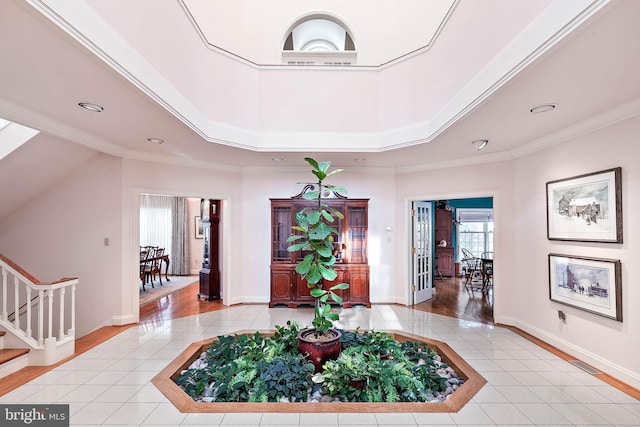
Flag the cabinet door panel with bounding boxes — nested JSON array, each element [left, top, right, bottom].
[[271, 270, 292, 300], [345, 267, 370, 307]]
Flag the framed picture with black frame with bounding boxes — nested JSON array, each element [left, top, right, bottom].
[[548, 253, 622, 321], [546, 167, 622, 243]]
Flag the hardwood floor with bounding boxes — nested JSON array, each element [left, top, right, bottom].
[[139, 282, 226, 324], [413, 276, 494, 324]]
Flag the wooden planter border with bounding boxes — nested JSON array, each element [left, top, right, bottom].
[[151, 330, 486, 413]]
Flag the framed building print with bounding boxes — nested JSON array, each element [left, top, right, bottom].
[[548, 253, 622, 321], [195, 216, 204, 239], [546, 167, 622, 243]]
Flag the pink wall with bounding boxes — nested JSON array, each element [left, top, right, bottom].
[[511, 117, 640, 388]]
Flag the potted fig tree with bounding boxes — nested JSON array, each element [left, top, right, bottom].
[[286, 157, 349, 371]]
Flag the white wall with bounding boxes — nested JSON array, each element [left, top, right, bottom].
[[0, 153, 123, 337], [509, 116, 640, 389]]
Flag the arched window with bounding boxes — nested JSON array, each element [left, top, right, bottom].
[[282, 17, 356, 66]]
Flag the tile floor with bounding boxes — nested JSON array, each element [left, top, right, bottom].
[[1, 304, 638, 426]]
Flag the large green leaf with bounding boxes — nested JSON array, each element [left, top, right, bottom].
[[319, 265, 337, 281], [320, 210, 334, 222], [287, 242, 307, 252], [329, 292, 343, 304], [315, 246, 332, 258], [295, 254, 313, 275], [329, 282, 349, 291], [294, 211, 308, 227], [309, 288, 327, 298], [327, 206, 345, 220], [325, 312, 339, 321], [317, 161, 331, 173], [312, 170, 327, 181], [307, 211, 321, 225], [286, 234, 305, 243], [305, 267, 321, 284], [304, 157, 319, 169], [309, 222, 333, 240]]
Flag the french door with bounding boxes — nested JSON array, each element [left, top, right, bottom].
[[411, 201, 433, 304]]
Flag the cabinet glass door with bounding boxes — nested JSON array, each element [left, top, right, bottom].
[[347, 206, 367, 263], [272, 206, 291, 262]]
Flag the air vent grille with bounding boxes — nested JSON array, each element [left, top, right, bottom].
[[569, 360, 601, 375]]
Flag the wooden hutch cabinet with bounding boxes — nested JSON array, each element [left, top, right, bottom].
[[434, 208, 455, 277], [270, 190, 370, 308]]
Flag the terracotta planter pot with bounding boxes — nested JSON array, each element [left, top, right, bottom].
[[297, 328, 342, 372]]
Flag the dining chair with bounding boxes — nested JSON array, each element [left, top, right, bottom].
[[139, 250, 154, 291], [461, 248, 482, 291], [150, 247, 165, 286]]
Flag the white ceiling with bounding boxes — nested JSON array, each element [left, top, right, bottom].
[[1, 0, 639, 172]]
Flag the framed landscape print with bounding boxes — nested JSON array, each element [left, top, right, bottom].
[[548, 253, 622, 321], [546, 167, 622, 243]]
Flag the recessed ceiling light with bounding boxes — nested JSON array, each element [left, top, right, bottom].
[[146, 138, 164, 144], [272, 157, 284, 161], [354, 158, 366, 162], [78, 102, 104, 112], [472, 139, 489, 151], [529, 104, 557, 114]]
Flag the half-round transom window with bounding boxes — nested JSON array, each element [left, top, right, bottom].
[[282, 17, 356, 66]]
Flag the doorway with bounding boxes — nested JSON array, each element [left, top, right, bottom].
[[409, 197, 495, 324], [138, 196, 204, 306]]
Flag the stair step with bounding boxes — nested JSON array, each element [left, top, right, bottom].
[[0, 348, 30, 365]]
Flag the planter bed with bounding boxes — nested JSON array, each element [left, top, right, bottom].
[[151, 330, 486, 413], [152, 329, 485, 413]]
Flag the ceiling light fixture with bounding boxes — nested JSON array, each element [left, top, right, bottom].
[[529, 104, 557, 114], [472, 139, 489, 151], [78, 102, 104, 112], [354, 158, 366, 162], [146, 138, 164, 144], [271, 157, 283, 162]]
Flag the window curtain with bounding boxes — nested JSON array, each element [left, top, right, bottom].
[[171, 197, 190, 275], [139, 194, 173, 258], [140, 194, 190, 275]]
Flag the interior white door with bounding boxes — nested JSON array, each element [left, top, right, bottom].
[[412, 201, 433, 304]]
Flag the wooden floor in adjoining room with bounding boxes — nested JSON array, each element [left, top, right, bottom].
[[139, 282, 226, 324], [413, 276, 494, 325]]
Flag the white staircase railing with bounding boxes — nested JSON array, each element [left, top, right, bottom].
[[0, 253, 77, 365]]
